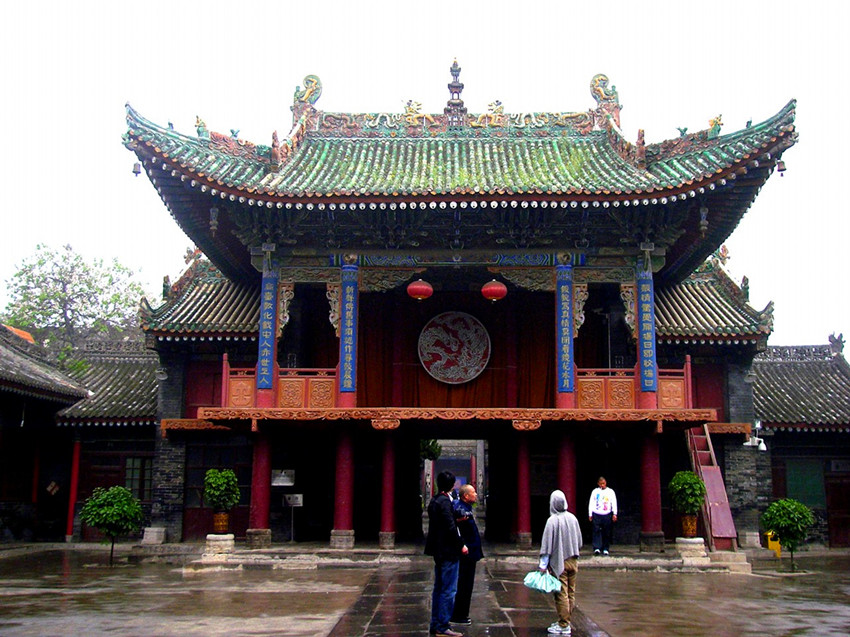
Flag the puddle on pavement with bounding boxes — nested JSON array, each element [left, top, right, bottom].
[[0, 549, 370, 637]]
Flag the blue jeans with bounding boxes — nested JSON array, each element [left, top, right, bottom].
[[430, 559, 459, 632]]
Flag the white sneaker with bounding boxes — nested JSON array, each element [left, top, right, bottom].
[[547, 622, 571, 635]]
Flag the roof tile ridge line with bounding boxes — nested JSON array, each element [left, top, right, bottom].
[[150, 258, 224, 317], [0, 325, 49, 361], [125, 104, 208, 148]]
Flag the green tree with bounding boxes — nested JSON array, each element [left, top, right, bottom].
[[203, 469, 241, 512], [761, 498, 815, 571], [2, 244, 146, 369], [79, 486, 144, 566]]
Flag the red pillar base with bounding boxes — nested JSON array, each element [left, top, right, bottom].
[[330, 529, 355, 549], [246, 528, 272, 549], [379, 531, 396, 549], [640, 531, 666, 553]]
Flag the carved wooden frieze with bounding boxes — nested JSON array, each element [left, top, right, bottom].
[[360, 268, 425, 292], [160, 418, 231, 437], [497, 268, 554, 292], [512, 419, 541, 430], [196, 406, 718, 424], [658, 378, 685, 409], [372, 418, 400, 430], [326, 282, 340, 337], [278, 281, 294, 335], [277, 267, 339, 282], [574, 284, 588, 337], [278, 378, 306, 408], [228, 377, 255, 408], [575, 267, 635, 284], [620, 284, 637, 338], [308, 378, 336, 408]]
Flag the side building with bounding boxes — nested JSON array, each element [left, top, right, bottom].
[[753, 338, 850, 547]]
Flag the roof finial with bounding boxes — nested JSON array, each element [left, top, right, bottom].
[[445, 59, 467, 129]]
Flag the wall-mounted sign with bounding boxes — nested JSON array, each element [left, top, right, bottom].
[[284, 494, 303, 507], [271, 469, 295, 486]]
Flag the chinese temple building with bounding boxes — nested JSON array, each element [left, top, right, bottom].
[[753, 337, 850, 547], [124, 62, 797, 550]]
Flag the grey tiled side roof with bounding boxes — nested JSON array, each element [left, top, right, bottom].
[[142, 257, 769, 343], [0, 325, 87, 403], [58, 340, 159, 426], [753, 344, 850, 428]]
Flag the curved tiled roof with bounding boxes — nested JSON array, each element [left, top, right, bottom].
[[655, 258, 771, 342], [140, 259, 258, 335], [125, 99, 795, 200], [0, 325, 87, 403], [754, 344, 850, 428], [58, 341, 158, 426], [124, 67, 796, 284]]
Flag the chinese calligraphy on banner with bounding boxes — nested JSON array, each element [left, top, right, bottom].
[[556, 265, 574, 393]]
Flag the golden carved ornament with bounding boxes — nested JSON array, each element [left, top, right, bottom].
[[372, 418, 401, 430]]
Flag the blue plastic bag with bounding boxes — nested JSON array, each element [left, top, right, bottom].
[[523, 570, 561, 593]]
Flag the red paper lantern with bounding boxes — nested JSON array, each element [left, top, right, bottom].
[[481, 279, 507, 302], [407, 279, 433, 301]]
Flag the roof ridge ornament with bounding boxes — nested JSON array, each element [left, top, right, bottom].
[[445, 59, 468, 129]]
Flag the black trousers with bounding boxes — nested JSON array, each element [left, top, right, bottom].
[[592, 512, 614, 551], [451, 557, 477, 621]]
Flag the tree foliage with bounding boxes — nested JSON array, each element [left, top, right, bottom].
[[667, 470, 707, 515], [79, 486, 144, 566], [2, 244, 146, 368], [203, 469, 241, 512], [761, 498, 815, 570]]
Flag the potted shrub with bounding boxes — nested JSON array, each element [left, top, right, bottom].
[[760, 498, 815, 571], [203, 468, 240, 534], [668, 470, 707, 537]]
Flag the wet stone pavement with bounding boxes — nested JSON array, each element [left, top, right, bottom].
[[1, 545, 849, 636]]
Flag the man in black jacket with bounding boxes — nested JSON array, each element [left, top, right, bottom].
[[424, 471, 467, 637], [450, 484, 483, 626]]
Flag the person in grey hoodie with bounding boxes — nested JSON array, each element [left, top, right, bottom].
[[538, 489, 582, 636]]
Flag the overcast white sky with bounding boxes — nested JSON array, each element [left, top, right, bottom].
[[1, 1, 847, 346]]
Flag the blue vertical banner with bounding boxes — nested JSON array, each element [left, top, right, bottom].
[[257, 269, 279, 390], [555, 264, 574, 393], [636, 266, 658, 392], [339, 264, 359, 393]]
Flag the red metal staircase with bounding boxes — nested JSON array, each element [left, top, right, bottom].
[[686, 425, 737, 551]]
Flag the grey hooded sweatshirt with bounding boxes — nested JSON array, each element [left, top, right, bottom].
[[539, 489, 583, 576]]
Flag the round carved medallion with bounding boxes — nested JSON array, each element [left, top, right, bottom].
[[418, 312, 491, 384]]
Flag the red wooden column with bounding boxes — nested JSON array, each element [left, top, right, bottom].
[[247, 431, 272, 548], [331, 429, 355, 548], [379, 433, 396, 549], [65, 437, 81, 542], [516, 434, 532, 548], [639, 430, 665, 551], [557, 434, 577, 514]]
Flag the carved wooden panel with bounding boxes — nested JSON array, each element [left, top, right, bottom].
[[308, 378, 336, 408], [658, 378, 686, 409], [278, 378, 306, 408], [577, 378, 605, 409], [608, 378, 635, 409], [228, 377, 255, 408]]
